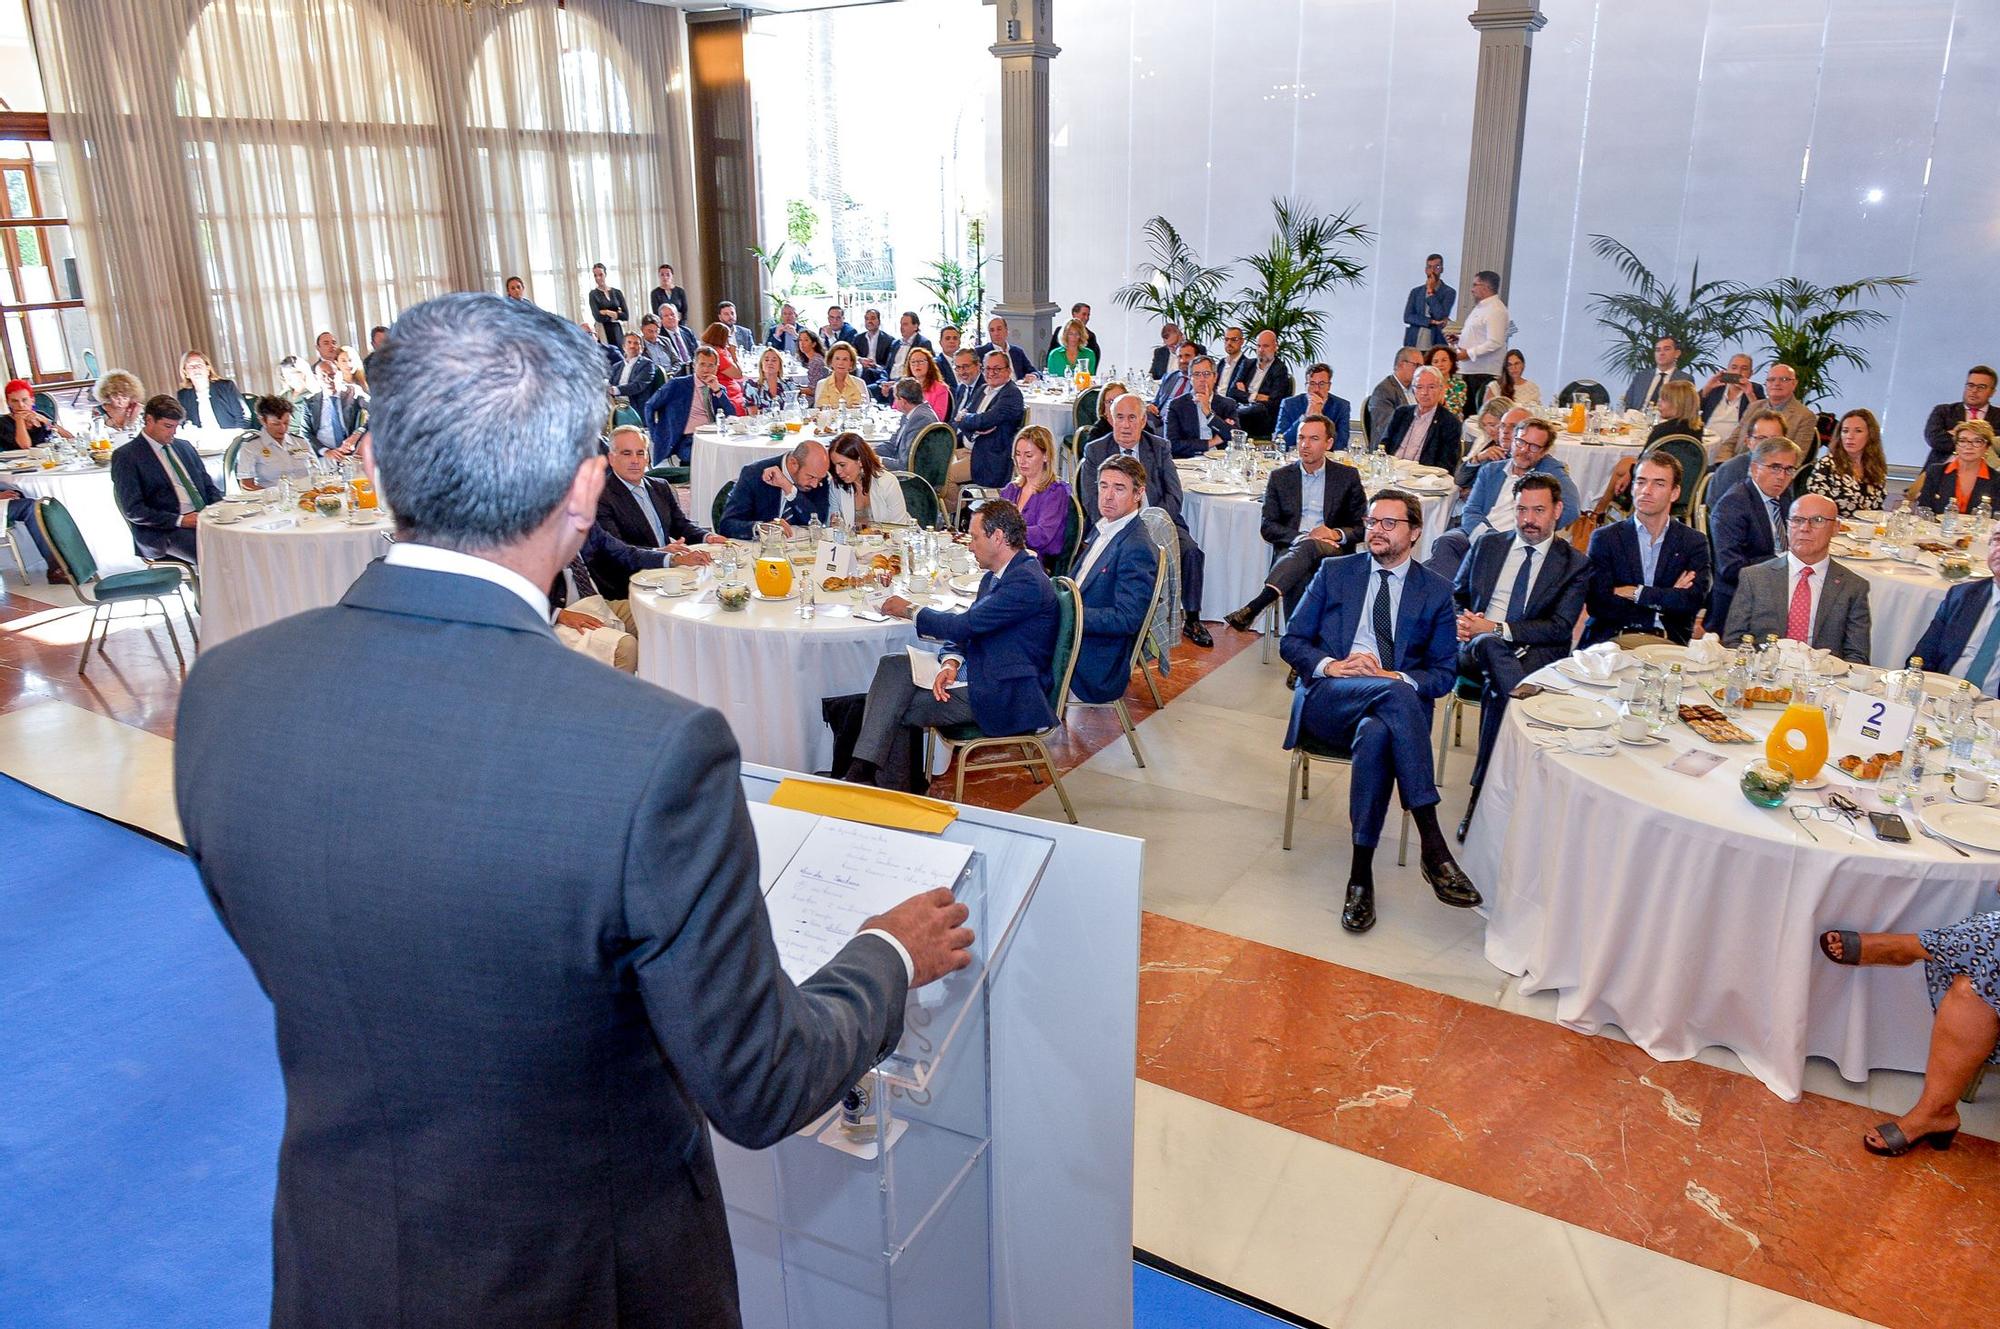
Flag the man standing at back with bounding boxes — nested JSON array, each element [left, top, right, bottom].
[[173, 292, 972, 1329]]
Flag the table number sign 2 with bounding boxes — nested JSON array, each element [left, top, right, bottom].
[[1834, 691, 1916, 755]]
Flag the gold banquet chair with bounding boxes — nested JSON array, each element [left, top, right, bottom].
[[1065, 546, 1166, 768]]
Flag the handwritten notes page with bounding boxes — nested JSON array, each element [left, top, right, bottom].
[[762, 818, 975, 985]]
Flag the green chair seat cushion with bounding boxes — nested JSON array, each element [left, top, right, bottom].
[[648, 465, 691, 485], [936, 721, 985, 743], [96, 567, 186, 598], [1455, 675, 1482, 701]]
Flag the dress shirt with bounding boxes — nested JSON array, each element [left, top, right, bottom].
[[1641, 370, 1667, 409], [1297, 461, 1327, 535], [1317, 558, 1413, 685], [1457, 296, 1509, 375], [199, 384, 221, 433], [1219, 354, 1246, 389], [974, 384, 1001, 417], [686, 383, 715, 434], [1634, 515, 1668, 587], [1194, 397, 1214, 442], [1396, 407, 1436, 461], [1711, 389, 1751, 434], [315, 395, 343, 452], [1784, 551, 1829, 636], [1246, 359, 1274, 400], [641, 337, 676, 371], [1951, 591, 2000, 694], [1485, 533, 1555, 630], [150, 438, 199, 513], [622, 476, 666, 545], [384, 541, 549, 619], [1484, 468, 1531, 534], [1074, 510, 1137, 585], [616, 356, 651, 391]]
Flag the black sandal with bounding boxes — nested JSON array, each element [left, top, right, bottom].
[[1819, 930, 1862, 965], [1865, 1121, 1959, 1157]]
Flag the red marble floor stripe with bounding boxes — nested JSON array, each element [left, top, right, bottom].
[[1139, 913, 2000, 1329]]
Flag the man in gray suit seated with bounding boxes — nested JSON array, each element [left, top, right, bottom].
[[1722, 492, 1872, 663], [173, 291, 975, 1329], [1367, 347, 1422, 446], [875, 375, 938, 469]]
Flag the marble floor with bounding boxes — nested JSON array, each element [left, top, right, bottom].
[[4, 556, 1988, 1327]]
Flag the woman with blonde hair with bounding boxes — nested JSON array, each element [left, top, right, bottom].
[[1045, 318, 1097, 378], [1916, 418, 2000, 515], [998, 425, 1073, 564], [176, 349, 252, 431], [1645, 378, 1703, 446], [91, 368, 146, 444], [1807, 408, 1888, 516], [744, 347, 790, 413]]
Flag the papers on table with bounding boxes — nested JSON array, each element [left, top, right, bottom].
[[761, 816, 975, 985], [907, 646, 968, 690]]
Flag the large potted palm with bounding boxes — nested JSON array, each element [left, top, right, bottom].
[[1739, 274, 1917, 406], [1231, 198, 1373, 364], [1585, 235, 1756, 376], [1112, 217, 1233, 346]]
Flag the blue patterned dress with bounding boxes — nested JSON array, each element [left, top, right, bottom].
[[1920, 912, 2000, 1064]]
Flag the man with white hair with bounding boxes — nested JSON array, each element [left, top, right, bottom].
[[1377, 366, 1463, 472]]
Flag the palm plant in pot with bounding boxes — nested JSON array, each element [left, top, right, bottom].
[[1739, 273, 1917, 406], [1232, 198, 1373, 364], [1585, 234, 1756, 376], [1113, 216, 1233, 346]]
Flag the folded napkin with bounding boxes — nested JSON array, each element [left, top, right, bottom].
[[251, 517, 297, 531], [1773, 639, 1828, 674], [1566, 642, 1634, 681], [1533, 731, 1621, 756], [1685, 636, 1729, 669]]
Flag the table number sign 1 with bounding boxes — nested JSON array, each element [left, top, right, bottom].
[[1834, 690, 1916, 755], [817, 539, 857, 581]]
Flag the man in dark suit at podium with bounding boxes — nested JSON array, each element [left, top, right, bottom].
[[173, 292, 973, 1329]]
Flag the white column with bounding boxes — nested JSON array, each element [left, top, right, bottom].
[[987, 0, 1059, 355], [1457, 0, 1546, 313]]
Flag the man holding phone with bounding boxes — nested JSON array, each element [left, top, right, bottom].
[[1699, 352, 1763, 438]]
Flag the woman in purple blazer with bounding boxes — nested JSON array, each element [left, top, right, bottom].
[[998, 425, 1073, 565]]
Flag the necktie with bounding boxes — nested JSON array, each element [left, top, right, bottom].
[[160, 442, 206, 512], [1769, 499, 1787, 551], [1646, 372, 1663, 407], [1966, 594, 2000, 691], [1372, 569, 1396, 664], [1785, 565, 1813, 642], [1493, 545, 1535, 619]]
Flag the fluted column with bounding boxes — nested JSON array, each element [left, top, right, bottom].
[[988, 0, 1059, 354], [1457, 0, 1545, 313]]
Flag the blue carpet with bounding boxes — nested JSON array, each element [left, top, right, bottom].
[[0, 776, 281, 1328], [1134, 1262, 1301, 1327]]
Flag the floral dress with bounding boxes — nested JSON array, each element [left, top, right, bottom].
[[1806, 461, 1883, 516]]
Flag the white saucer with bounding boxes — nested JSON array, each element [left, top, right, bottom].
[[1949, 787, 1998, 806], [1616, 733, 1665, 747], [1792, 775, 1829, 791], [750, 587, 796, 603]]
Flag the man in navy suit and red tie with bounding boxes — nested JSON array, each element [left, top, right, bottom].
[[1280, 489, 1479, 934]]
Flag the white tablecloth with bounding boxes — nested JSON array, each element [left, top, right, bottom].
[[631, 580, 925, 775], [1179, 474, 1450, 621], [8, 449, 227, 574], [1022, 389, 1078, 440], [1844, 558, 1981, 669], [1550, 434, 1643, 509], [1461, 676, 1995, 1100], [199, 509, 391, 647], [688, 424, 898, 529]]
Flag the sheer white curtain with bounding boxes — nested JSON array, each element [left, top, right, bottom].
[[27, 0, 700, 396]]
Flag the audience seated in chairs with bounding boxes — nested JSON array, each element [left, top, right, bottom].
[[1910, 529, 2000, 688], [841, 499, 1058, 791], [1579, 450, 1711, 647], [1452, 398, 1523, 489], [1068, 455, 1160, 702], [1920, 364, 1998, 468], [1366, 348, 1422, 448], [1427, 417, 1580, 581], [1224, 414, 1368, 631], [974, 316, 1038, 382], [814, 343, 867, 410], [300, 358, 367, 460], [1163, 355, 1239, 458], [2, 377, 68, 450], [1451, 474, 1590, 838], [1228, 330, 1293, 438], [1707, 430, 1800, 636], [1148, 340, 1199, 427], [1280, 489, 1479, 934], [743, 348, 791, 415], [1915, 419, 2000, 515], [233, 396, 316, 492], [823, 432, 908, 527], [1080, 392, 1211, 646], [610, 333, 665, 414], [645, 346, 734, 465], [1378, 366, 1463, 472], [91, 369, 147, 445], [176, 350, 252, 433], [1721, 493, 1872, 664], [1806, 408, 1888, 516], [999, 425, 1072, 565], [1273, 362, 1351, 452], [947, 349, 1027, 509], [876, 377, 938, 470], [716, 437, 830, 540], [591, 425, 724, 598], [111, 394, 223, 566]]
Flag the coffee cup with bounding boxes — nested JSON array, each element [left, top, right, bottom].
[[660, 566, 693, 594], [1618, 712, 1650, 741], [1953, 770, 1991, 802]]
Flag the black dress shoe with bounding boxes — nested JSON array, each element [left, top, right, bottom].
[[1421, 857, 1482, 909], [1341, 880, 1377, 933], [1182, 615, 1214, 648], [1224, 606, 1258, 633]]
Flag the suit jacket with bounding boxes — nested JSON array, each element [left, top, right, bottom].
[[1458, 457, 1582, 537], [1699, 381, 1764, 430], [1273, 392, 1351, 452], [110, 435, 223, 547], [1366, 375, 1410, 446], [1259, 459, 1367, 553], [645, 375, 735, 464], [1723, 556, 1872, 664], [877, 403, 939, 470], [1620, 365, 1693, 412], [1380, 403, 1463, 473], [568, 523, 666, 606], [299, 391, 366, 454], [594, 475, 708, 598], [1580, 516, 1712, 646], [883, 334, 934, 379], [1915, 460, 2000, 516], [611, 356, 665, 413], [955, 380, 1025, 487], [1163, 391, 1239, 457], [174, 560, 908, 1328], [177, 380, 252, 431], [716, 454, 831, 539], [1149, 344, 1178, 380], [1229, 358, 1293, 414], [1452, 530, 1592, 673], [1923, 402, 1998, 466], [1279, 554, 1458, 747], [911, 549, 1059, 737], [822, 323, 864, 351], [1707, 481, 1790, 633], [974, 342, 1036, 381], [947, 377, 983, 425], [1079, 431, 1183, 531], [1912, 579, 1997, 679], [764, 324, 802, 356], [1069, 517, 1158, 704], [1401, 281, 1457, 347]]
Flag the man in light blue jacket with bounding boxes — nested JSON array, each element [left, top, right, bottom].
[[1424, 418, 1580, 580]]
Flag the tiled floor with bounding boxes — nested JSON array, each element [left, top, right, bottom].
[[6, 558, 1983, 1328]]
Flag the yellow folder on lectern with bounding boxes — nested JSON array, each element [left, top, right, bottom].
[[768, 778, 959, 834]]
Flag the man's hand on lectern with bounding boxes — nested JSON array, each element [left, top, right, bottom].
[[865, 887, 974, 987]]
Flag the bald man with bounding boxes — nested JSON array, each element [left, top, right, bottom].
[[1721, 492, 1871, 663]]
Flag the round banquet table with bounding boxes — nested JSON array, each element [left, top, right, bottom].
[[198, 506, 392, 647], [1459, 666, 1997, 1101], [1841, 554, 1985, 670], [1177, 463, 1451, 622], [631, 574, 940, 776], [1021, 386, 1079, 440], [688, 422, 897, 529], [1549, 433, 1642, 509], [7, 447, 228, 573]]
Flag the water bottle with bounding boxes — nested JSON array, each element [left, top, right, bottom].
[[1949, 681, 1978, 765], [796, 573, 816, 621], [1903, 656, 1927, 710], [1942, 508, 1960, 540], [807, 514, 823, 546], [1723, 643, 1750, 708], [1660, 663, 1685, 719], [1884, 724, 1931, 807]]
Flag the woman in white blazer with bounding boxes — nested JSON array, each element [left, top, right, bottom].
[[827, 432, 907, 527]]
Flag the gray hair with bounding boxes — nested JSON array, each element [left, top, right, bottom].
[[1479, 395, 1515, 421], [894, 376, 923, 406], [1752, 436, 1802, 464], [1412, 365, 1444, 388], [1394, 347, 1423, 368], [367, 292, 603, 551], [982, 349, 1011, 370]]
